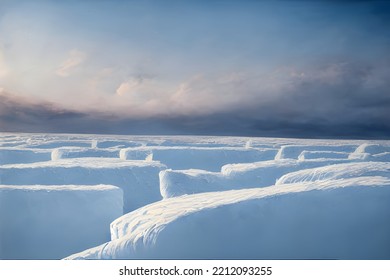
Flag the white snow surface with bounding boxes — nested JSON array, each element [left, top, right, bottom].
[[0, 148, 52, 164], [349, 143, 390, 161], [1, 133, 389, 260], [51, 147, 119, 160], [160, 158, 355, 198], [0, 184, 122, 259], [92, 140, 143, 149], [275, 144, 358, 160], [276, 161, 390, 185], [353, 143, 390, 155], [120, 146, 278, 171], [297, 150, 349, 160], [66, 177, 390, 260], [0, 158, 166, 212]]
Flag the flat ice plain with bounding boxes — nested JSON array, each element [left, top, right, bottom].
[[0, 133, 389, 259]]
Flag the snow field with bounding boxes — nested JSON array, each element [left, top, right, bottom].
[[51, 147, 119, 160], [0, 148, 52, 164], [120, 147, 278, 171], [349, 143, 390, 161], [160, 158, 354, 198], [0, 184, 122, 259], [372, 152, 390, 161], [23, 140, 93, 149], [143, 136, 250, 147], [1, 133, 390, 260], [66, 178, 390, 259], [92, 140, 142, 149], [353, 143, 390, 155], [275, 144, 358, 160], [297, 150, 350, 160], [0, 158, 166, 213], [276, 161, 390, 185]]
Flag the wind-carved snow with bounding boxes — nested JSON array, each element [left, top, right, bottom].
[[120, 147, 278, 172], [353, 143, 390, 155], [66, 178, 390, 260], [160, 158, 355, 198], [22, 140, 93, 149], [0, 184, 122, 259], [1, 133, 389, 260], [349, 143, 390, 161], [276, 161, 390, 185], [92, 140, 143, 149], [297, 150, 350, 160], [275, 144, 358, 160], [51, 147, 120, 160], [0, 158, 165, 213]]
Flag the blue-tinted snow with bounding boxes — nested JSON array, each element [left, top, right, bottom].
[[0, 133, 389, 259]]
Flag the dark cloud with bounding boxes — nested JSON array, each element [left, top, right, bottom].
[[0, 92, 94, 133], [0, 92, 179, 135], [1, 57, 390, 139], [230, 61, 390, 139], [142, 60, 390, 139], [1, 88, 390, 139]]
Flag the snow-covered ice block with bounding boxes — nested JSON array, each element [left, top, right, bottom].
[[372, 153, 390, 162], [353, 143, 390, 155], [160, 159, 352, 198], [92, 140, 142, 149], [0, 148, 52, 165], [0, 140, 30, 147], [23, 140, 93, 149], [275, 144, 358, 160], [276, 161, 390, 185], [66, 178, 390, 259], [0, 134, 31, 147], [120, 147, 278, 172], [348, 152, 372, 160], [143, 136, 249, 147], [349, 144, 390, 160], [0, 158, 166, 212], [0, 184, 122, 259], [298, 151, 350, 160], [51, 148, 119, 160]]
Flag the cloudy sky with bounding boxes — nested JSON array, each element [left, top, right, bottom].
[[0, 0, 389, 138]]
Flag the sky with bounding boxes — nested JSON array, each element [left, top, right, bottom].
[[0, 0, 389, 138]]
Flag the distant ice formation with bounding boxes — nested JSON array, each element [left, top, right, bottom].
[[0, 133, 389, 259]]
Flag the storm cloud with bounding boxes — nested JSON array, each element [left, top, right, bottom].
[[1, 72, 390, 139], [0, 0, 389, 138]]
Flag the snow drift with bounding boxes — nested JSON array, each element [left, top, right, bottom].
[[0, 158, 166, 212], [349, 143, 390, 161], [160, 158, 354, 198], [92, 140, 142, 149], [297, 150, 349, 160], [276, 161, 390, 185], [51, 147, 119, 160], [23, 140, 93, 149], [66, 177, 390, 260], [1, 133, 389, 260], [120, 147, 278, 172], [275, 144, 358, 160]]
